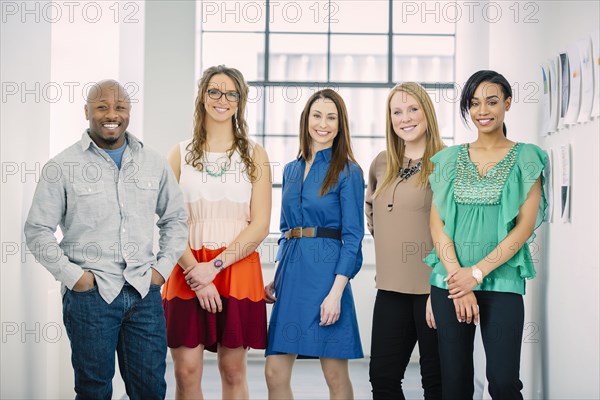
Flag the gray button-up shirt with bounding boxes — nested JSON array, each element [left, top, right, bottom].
[[25, 131, 188, 303]]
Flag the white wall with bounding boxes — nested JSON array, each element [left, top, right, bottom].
[[143, 1, 197, 154], [1, 3, 57, 398], [485, 1, 599, 399]]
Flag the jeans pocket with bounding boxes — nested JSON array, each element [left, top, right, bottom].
[[70, 285, 99, 295], [62, 290, 71, 339]]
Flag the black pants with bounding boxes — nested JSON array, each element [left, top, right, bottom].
[[369, 290, 442, 399], [430, 286, 525, 400]]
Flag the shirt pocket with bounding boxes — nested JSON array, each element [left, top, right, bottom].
[[134, 177, 160, 214], [72, 182, 107, 222]]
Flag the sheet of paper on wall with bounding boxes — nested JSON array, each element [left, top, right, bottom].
[[591, 30, 600, 118], [548, 57, 560, 133], [577, 36, 594, 123], [558, 144, 571, 223], [540, 64, 551, 136], [543, 149, 553, 223], [563, 44, 581, 125], [558, 52, 568, 129]]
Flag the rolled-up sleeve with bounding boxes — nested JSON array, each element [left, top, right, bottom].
[[334, 164, 365, 279], [153, 159, 189, 280], [24, 161, 84, 289]]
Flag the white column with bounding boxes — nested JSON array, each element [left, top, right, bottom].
[[454, 0, 491, 144], [119, 1, 146, 139], [143, 0, 197, 155], [0, 1, 60, 398]]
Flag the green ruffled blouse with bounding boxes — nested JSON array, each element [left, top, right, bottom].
[[424, 143, 547, 295]]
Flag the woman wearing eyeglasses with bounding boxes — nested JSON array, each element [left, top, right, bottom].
[[365, 82, 444, 399], [162, 65, 271, 399]]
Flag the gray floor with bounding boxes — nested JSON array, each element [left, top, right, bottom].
[[164, 356, 424, 400]]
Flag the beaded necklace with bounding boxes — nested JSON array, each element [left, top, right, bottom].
[[204, 154, 231, 178], [387, 158, 423, 212], [399, 159, 422, 182]]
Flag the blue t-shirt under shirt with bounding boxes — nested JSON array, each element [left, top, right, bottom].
[[103, 139, 128, 169]]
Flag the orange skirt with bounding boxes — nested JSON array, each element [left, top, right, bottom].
[[162, 247, 267, 351]]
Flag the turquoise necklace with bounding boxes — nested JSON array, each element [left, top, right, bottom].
[[205, 154, 231, 178]]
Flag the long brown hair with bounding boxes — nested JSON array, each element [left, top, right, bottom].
[[186, 65, 256, 179], [374, 82, 444, 197], [298, 89, 359, 196]]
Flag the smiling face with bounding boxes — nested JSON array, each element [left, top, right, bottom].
[[307, 97, 339, 153], [85, 81, 130, 149], [390, 91, 427, 146], [203, 73, 239, 124], [469, 81, 511, 135]]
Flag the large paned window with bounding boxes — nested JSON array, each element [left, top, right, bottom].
[[197, 0, 456, 233]]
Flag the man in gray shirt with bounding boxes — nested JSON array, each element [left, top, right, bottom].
[[24, 80, 188, 399]]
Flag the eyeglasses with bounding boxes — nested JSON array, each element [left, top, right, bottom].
[[206, 89, 240, 102]]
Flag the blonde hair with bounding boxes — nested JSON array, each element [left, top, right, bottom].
[[186, 65, 256, 180], [374, 82, 444, 197]]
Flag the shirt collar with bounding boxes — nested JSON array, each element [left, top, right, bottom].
[[297, 147, 333, 164], [314, 147, 333, 163], [79, 130, 143, 152]]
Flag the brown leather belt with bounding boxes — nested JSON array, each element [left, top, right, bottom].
[[284, 227, 342, 240]]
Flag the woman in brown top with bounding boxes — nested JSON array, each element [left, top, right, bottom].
[[365, 82, 445, 399]]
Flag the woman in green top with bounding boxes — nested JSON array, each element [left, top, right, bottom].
[[425, 70, 547, 399]]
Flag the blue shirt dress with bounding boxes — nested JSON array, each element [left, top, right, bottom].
[[266, 148, 365, 359]]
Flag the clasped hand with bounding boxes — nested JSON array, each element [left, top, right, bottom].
[[445, 267, 478, 299], [184, 262, 217, 291], [195, 283, 223, 313], [445, 268, 480, 325], [454, 292, 479, 325]]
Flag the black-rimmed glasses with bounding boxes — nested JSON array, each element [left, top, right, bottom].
[[206, 89, 240, 102]]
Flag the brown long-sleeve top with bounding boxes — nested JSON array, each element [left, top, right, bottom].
[[365, 151, 433, 294]]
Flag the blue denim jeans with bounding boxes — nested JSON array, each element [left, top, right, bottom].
[[63, 283, 167, 400]]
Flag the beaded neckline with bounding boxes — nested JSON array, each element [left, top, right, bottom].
[[454, 143, 520, 205], [465, 143, 519, 180]]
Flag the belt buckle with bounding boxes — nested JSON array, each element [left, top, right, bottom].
[[291, 227, 302, 238]]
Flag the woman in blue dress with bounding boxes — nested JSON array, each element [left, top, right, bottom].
[[264, 89, 365, 399]]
